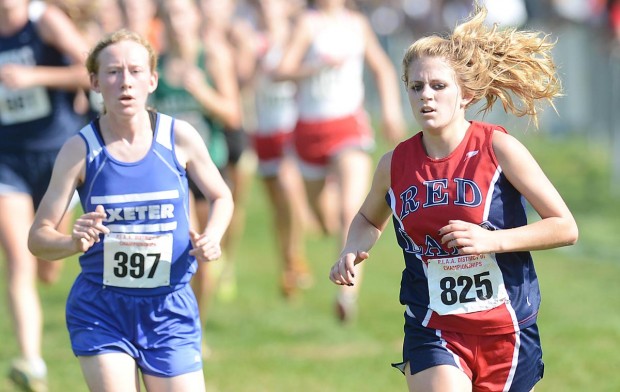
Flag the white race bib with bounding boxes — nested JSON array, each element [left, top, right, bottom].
[[426, 254, 508, 315], [0, 85, 51, 125], [103, 233, 173, 288]]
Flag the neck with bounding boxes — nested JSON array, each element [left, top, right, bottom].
[[422, 119, 471, 159], [100, 110, 151, 142]]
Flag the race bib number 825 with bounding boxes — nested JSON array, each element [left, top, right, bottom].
[[426, 254, 509, 315]]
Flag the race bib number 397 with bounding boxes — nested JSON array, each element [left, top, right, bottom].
[[103, 233, 172, 288], [426, 254, 508, 315]]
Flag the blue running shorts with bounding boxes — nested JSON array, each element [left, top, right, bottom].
[[66, 274, 203, 377], [0, 149, 59, 208]]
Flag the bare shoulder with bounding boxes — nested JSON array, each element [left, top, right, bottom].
[[492, 128, 519, 144], [377, 150, 394, 171], [172, 118, 204, 165], [492, 129, 529, 161], [37, 3, 89, 63], [172, 118, 202, 147], [60, 133, 87, 159], [53, 134, 87, 183], [38, 1, 66, 26], [374, 150, 394, 189], [38, 4, 78, 42], [37, 3, 66, 40], [491, 129, 543, 187], [361, 150, 394, 224]]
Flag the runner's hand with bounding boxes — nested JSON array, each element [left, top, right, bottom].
[[329, 251, 369, 286]]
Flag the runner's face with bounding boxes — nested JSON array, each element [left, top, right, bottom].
[[405, 56, 469, 133], [91, 40, 157, 116]]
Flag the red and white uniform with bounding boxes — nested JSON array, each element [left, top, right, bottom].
[[253, 37, 298, 177], [293, 10, 373, 177]]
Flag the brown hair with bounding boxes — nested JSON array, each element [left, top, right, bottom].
[[86, 29, 158, 75], [402, 3, 562, 127]]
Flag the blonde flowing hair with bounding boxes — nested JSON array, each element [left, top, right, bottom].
[[402, 3, 562, 127]]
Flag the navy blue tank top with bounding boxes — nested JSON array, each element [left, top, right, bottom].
[[0, 6, 84, 152]]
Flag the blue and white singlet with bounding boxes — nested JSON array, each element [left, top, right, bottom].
[[76, 112, 195, 296]]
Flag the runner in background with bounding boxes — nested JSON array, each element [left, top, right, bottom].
[[199, 0, 258, 303], [0, 0, 90, 390], [275, 0, 406, 322], [46, 0, 110, 119], [118, 0, 163, 52], [150, 0, 241, 357], [233, 0, 313, 299]]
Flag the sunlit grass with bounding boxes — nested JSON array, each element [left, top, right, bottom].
[[1, 133, 618, 391]]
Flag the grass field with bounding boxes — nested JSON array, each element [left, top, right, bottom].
[[1, 132, 619, 391]]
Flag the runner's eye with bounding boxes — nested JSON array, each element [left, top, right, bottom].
[[410, 83, 423, 92]]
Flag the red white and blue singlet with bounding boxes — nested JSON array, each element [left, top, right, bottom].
[[387, 121, 540, 336]]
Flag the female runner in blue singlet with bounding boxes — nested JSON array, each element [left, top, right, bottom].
[[28, 29, 234, 391]]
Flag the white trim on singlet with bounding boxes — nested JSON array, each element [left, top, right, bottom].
[[155, 113, 174, 151]]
